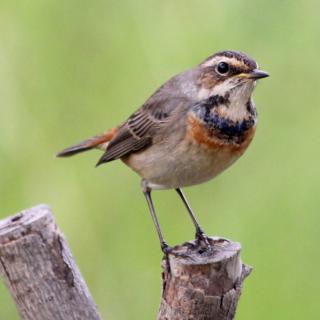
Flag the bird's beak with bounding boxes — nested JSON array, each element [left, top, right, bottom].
[[238, 69, 269, 80]]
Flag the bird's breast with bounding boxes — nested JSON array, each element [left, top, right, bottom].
[[186, 112, 256, 153], [123, 112, 256, 189], [175, 112, 256, 186]]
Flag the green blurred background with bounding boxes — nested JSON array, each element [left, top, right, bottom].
[[1, 0, 319, 319]]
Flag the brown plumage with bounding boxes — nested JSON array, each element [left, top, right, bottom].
[[57, 50, 269, 252], [57, 128, 117, 157]]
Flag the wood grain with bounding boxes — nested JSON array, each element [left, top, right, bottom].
[[157, 238, 251, 320], [0, 205, 100, 320], [0, 205, 251, 320]]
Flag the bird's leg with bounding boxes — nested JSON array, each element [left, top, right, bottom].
[[175, 188, 211, 248], [142, 181, 171, 254]]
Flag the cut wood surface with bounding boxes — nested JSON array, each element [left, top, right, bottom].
[[158, 238, 251, 320], [0, 205, 100, 320], [0, 205, 251, 320]]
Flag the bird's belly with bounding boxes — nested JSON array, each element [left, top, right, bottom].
[[123, 126, 255, 189], [140, 147, 241, 188]]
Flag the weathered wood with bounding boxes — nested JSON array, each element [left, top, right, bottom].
[[0, 205, 251, 320], [0, 205, 101, 320], [157, 238, 251, 320]]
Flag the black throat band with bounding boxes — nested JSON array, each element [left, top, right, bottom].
[[194, 95, 256, 144]]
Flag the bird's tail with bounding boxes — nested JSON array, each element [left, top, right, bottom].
[[56, 128, 117, 157]]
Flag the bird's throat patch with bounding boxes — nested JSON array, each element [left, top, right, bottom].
[[187, 112, 256, 149], [189, 95, 256, 145]]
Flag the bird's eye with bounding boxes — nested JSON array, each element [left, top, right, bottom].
[[216, 62, 229, 75]]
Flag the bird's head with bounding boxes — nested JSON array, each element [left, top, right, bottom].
[[194, 50, 268, 121], [197, 50, 269, 101]]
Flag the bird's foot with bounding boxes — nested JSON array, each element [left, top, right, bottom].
[[195, 230, 212, 253], [161, 241, 173, 255]]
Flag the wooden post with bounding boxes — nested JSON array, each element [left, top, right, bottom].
[[0, 205, 100, 320], [157, 238, 251, 320], [0, 205, 251, 320]]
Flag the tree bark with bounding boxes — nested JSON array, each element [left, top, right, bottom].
[[0, 204, 100, 320], [0, 205, 251, 320], [157, 238, 251, 320]]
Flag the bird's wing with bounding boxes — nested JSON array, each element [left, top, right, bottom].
[[96, 95, 192, 165]]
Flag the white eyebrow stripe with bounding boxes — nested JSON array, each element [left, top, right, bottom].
[[201, 56, 251, 69]]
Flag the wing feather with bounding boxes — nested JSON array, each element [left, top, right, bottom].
[[96, 95, 193, 166]]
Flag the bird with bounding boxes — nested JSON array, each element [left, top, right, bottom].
[[57, 50, 269, 253]]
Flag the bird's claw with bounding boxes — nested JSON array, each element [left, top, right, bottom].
[[195, 230, 212, 253], [161, 242, 172, 255]]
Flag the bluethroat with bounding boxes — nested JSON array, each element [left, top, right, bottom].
[[57, 50, 269, 253]]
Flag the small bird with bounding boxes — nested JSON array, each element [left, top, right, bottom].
[[57, 50, 268, 253]]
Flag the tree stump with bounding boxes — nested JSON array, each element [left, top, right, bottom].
[[0, 205, 251, 320], [157, 238, 251, 320], [0, 205, 100, 320]]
